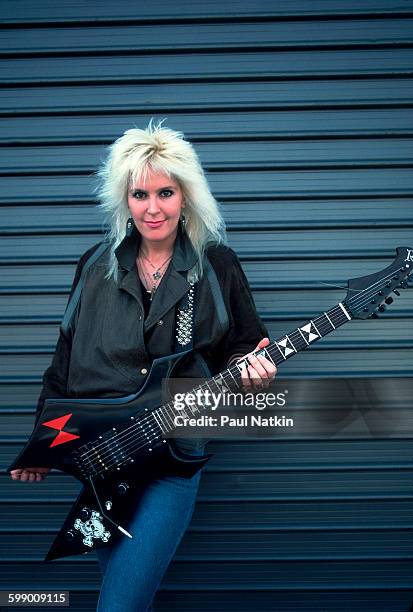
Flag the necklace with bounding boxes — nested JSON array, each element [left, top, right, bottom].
[[136, 253, 172, 300], [140, 252, 172, 280]]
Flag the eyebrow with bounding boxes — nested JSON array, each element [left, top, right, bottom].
[[130, 185, 176, 191]]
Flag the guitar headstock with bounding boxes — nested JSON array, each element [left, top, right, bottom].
[[344, 246, 413, 319]]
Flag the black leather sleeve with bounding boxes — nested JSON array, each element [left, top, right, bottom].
[[205, 246, 269, 373], [33, 243, 103, 428]]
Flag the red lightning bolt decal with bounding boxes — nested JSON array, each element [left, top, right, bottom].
[[42, 413, 80, 448]]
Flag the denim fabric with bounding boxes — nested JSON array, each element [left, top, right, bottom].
[[96, 464, 203, 611]]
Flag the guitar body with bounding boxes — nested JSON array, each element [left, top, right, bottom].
[[10, 350, 213, 561]]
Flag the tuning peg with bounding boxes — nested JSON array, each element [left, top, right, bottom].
[[393, 289, 400, 296], [385, 297, 393, 305]]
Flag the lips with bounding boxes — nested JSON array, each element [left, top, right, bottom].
[[145, 220, 165, 228]]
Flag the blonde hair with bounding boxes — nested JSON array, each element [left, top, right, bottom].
[[95, 118, 227, 283]]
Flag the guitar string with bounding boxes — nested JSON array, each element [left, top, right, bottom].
[[79, 304, 343, 454], [79, 266, 408, 473], [78, 272, 397, 475], [81, 265, 403, 464], [78, 303, 351, 472], [346, 266, 406, 308], [78, 266, 403, 475]]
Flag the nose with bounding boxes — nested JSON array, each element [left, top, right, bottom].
[[146, 196, 161, 216]]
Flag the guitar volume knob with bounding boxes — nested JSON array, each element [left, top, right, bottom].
[[117, 482, 130, 496], [79, 507, 92, 522], [65, 529, 76, 541]]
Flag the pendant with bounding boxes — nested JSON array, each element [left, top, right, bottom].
[[152, 270, 161, 280]]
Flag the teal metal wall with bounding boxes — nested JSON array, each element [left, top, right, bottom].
[[0, 1, 412, 610]]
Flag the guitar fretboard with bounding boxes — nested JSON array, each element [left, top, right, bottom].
[[254, 302, 351, 367], [151, 302, 352, 435]]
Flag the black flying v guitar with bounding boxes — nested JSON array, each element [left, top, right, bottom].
[[9, 246, 413, 561]]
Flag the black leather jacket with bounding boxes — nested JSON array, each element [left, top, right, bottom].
[[35, 225, 268, 451]]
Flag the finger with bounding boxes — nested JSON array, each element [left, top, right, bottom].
[[255, 354, 277, 378], [240, 365, 252, 389], [247, 355, 272, 388], [247, 354, 267, 378], [247, 365, 266, 389], [36, 473, 42, 482], [253, 337, 271, 352], [28, 472, 36, 482], [20, 471, 29, 482], [254, 348, 276, 369]]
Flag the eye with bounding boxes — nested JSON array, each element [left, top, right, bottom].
[[160, 189, 174, 197], [132, 190, 146, 199]]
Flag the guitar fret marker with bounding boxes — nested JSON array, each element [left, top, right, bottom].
[[277, 337, 296, 357], [214, 375, 230, 393], [299, 322, 320, 343]]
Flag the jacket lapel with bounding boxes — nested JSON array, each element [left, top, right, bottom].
[[143, 267, 190, 333], [114, 222, 199, 334], [118, 265, 144, 306]]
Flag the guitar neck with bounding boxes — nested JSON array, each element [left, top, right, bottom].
[[252, 301, 352, 368], [158, 302, 353, 434]]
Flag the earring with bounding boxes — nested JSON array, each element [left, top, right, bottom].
[[126, 217, 134, 237], [180, 213, 186, 232]]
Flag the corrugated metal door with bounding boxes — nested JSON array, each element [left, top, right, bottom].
[[1, 1, 413, 610]]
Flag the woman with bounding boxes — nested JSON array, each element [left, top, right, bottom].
[[10, 120, 276, 611]]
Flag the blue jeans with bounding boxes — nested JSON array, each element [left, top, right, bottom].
[[96, 462, 202, 611]]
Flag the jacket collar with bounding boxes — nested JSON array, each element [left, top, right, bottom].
[[114, 221, 198, 273], [114, 222, 199, 333]]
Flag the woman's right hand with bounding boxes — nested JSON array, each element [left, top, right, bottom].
[[10, 467, 50, 482]]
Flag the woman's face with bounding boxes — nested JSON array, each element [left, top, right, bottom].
[[127, 168, 185, 249]]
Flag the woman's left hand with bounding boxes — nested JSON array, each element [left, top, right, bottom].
[[239, 337, 277, 390]]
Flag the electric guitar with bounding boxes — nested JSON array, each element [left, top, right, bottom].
[[8, 246, 413, 561]]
